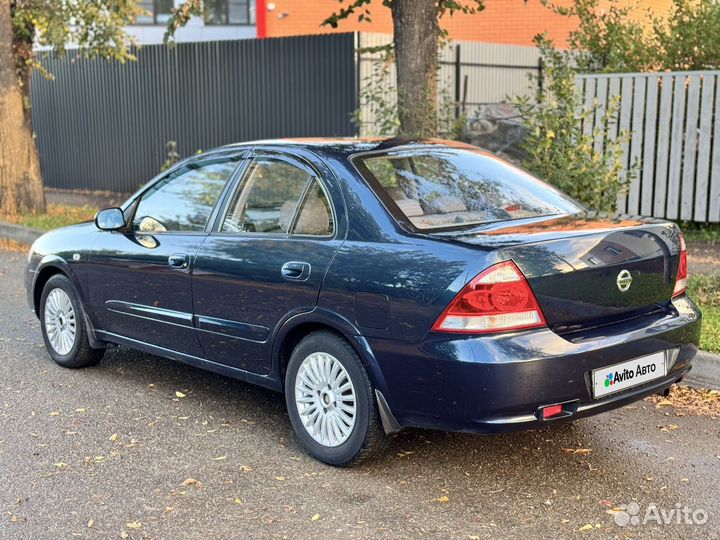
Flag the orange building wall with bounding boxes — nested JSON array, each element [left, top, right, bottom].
[[262, 0, 672, 47]]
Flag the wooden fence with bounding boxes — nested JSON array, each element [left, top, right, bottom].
[[577, 71, 720, 223]]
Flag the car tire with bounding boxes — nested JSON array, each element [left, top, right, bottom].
[[285, 331, 388, 466], [39, 274, 105, 369]]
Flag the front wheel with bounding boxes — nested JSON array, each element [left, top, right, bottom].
[[285, 331, 388, 466], [40, 274, 104, 368]]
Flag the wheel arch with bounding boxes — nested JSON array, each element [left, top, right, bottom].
[[33, 259, 74, 316], [271, 310, 389, 397]]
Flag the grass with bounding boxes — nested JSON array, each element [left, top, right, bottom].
[[0, 204, 98, 231], [687, 273, 720, 354], [676, 221, 720, 242]]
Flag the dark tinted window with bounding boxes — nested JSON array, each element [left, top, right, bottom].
[[222, 158, 312, 234], [356, 148, 583, 230], [133, 156, 240, 233], [204, 0, 254, 24]]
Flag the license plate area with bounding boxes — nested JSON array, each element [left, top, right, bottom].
[[592, 351, 667, 399]]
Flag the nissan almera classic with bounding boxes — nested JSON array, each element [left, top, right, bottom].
[[25, 139, 701, 466]]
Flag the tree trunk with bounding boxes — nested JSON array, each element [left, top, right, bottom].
[[391, 0, 440, 138], [0, 1, 45, 215]]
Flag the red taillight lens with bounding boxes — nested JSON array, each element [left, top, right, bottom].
[[432, 261, 547, 334], [673, 234, 688, 297]]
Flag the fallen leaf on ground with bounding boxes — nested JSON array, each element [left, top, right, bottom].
[[239, 465, 253, 473], [437, 495, 450, 503], [578, 524, 594, 532], [109, 433, 119, 442], [563, 448, 593, 455], [175, 391, 186, 398], [275, 476, 285, 481], [182, 478, 202, 488], [311, 514, 321, 521], [646, 385, 720, 417], [233, 498, 242, 505], [87, 519, 94, 528], [49, 411, 60, 416], [126, 521, 142, 529], [212, 455, 227, 461]]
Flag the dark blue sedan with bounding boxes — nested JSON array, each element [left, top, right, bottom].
[[25, 139, 701, 466]]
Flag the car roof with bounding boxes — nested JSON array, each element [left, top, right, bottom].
[[221, 137, 479, 158]]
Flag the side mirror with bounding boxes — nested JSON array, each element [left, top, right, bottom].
[[95, 208, 125, 231]]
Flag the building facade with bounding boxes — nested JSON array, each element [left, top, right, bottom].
[[257, 0, 672, 47], [128, 0, 256, 44]]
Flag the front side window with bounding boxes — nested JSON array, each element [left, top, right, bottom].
[[222, 158, 333, 236], [355, 148, 583, 230], [133, 155, 240, 233], [136, 0, 174, 24], [204, 0, 255, 25]]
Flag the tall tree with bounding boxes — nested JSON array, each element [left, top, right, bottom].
[[0, 1, 147, 215], [323, 0, 483, 138], [0, 0, 203, 216]]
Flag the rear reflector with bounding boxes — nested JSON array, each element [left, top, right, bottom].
[[432, 261, 547, 334], [541, 404, 564, 420], [673, 234, 688, 297]]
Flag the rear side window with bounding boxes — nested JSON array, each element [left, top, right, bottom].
[[355, 148, 583, 230], [222, 158, 334, 236]]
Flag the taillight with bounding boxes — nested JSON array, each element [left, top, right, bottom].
[[673, 233, 688, 297], [432, 261, 547, 334]]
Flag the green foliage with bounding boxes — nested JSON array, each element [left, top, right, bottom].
[[0, 204, 98, 231], [353, 45, 465, 139], [656, 0, 720, 71], [322, 0, 483, 29], [546, 0, 720, 73], [13, 1, 145, 78], [561, 0, 654, 72], [515, 36, 633, 213], [676, 222, 720, 242], [687, 273, 720, 353], [352, 48, 400, 136]]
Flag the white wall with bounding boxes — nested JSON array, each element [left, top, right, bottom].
[[126, 0, 256, 45], [125, 23, 256, 45]]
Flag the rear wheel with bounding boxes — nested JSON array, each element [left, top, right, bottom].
[[285, 331, 387, 466], [40, 274, 104, 368]]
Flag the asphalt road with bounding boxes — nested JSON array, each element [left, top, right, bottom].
[[1, 251, 719, 540]]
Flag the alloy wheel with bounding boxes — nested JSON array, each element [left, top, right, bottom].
[[294, 352, 357, 447]]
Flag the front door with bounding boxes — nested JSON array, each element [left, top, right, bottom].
[[192, 153, 342, 374], [87, 153, 243, 356]]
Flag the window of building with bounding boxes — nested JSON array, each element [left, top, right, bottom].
[[136, 0, 175, 25], [204, 0, 255, 25]]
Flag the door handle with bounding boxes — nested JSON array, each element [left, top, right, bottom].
[[281, 261, 311, 281], [168, 253, 190, 270]]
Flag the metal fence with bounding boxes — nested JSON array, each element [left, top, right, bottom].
[[578, 71, 720, 223], [31, 34, 357, 193], [356, 33, 541, 136]]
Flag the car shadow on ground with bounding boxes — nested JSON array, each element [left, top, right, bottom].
[[91, 344, 598, 471]]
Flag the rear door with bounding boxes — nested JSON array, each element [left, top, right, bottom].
[[87, 152, 243, 356], [192, 151, 344, 374]]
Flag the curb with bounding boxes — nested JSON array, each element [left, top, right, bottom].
[[0, 221, 43, 245], [684, 350, 720, 389]]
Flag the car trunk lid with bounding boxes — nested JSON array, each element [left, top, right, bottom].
[[429, 214, 682, 334]]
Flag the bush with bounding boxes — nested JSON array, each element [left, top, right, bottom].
[[514, 36, 633, 213]]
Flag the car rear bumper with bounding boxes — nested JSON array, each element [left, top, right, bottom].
[[366, 296, 701, 433]]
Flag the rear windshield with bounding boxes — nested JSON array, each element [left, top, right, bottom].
[[354, 148, 583, 230]]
